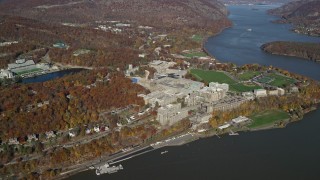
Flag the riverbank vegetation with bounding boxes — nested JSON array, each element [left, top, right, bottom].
[[261, 41, 320, 62]]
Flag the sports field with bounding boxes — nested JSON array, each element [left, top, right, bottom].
[[190, 69, 262, 92], [238, 71, 260, 81], [256, 73, 296, 87], [268, 74, 296, 87]]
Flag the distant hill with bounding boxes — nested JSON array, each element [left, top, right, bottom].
[[0, 0, 229, 30], [221, 0, 293, 5], [268, 0, 320, 36], [0, 0, 231, 69]]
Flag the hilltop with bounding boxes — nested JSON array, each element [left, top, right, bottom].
[[0, 0, 231, 69], [268, 0, 320, 36], [0, 0, 229, 30]]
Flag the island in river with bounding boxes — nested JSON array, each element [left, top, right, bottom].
[[261, 41, 320, 62]]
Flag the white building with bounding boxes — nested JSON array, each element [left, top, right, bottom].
[[218, 123, 230, 130], [45, 131, 56, 139], [94, 126, 100, 133], [231, 116, 250, 124], [8, 59, 37, 74], [268, 89, 279, 96], [209, 82, 229, 92], [254, 89, 267, 98], [27, 134, 38, 142], [0, 69, 14, 79], [278, 88, 285, 96], [139, 54, 147, 58], [157, 103, 188, 126], [8, 138, 19, 145], [290, 86, 299, 93], [207, 96, 247, 113], [149, 60, 176, 74], [139, 91, 177, 107], [198, 86, 227, 103], [242, 92, 254, 100], [86, 128, 91, 134], [69, 132, 76, 138]]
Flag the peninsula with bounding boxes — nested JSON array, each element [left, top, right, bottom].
[[261, 41, 320, 62]]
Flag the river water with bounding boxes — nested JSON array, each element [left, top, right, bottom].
[[22, 69, 83, 84], [69, 5, 320, 180], [205, 5, 320, 81]]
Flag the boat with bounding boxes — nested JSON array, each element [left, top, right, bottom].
[[247, 28, 252, 32], [229, 132, 239, 136], [161, 150, 168, 155], [229, 130, 239, 136], [95, 163, 123, 175]]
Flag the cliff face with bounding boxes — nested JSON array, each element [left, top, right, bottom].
[[268, 0, 320, 36], [0, 0, 229, 30]]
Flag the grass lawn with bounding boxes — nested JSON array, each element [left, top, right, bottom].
[[191, 34, 203, 42], [248, 110, 290, 128], [238, 71, 260, 81], [190, 69, 262, 92], [268, 73, 296, 87], [183, 51, 207, 58], [257, 76, 273, 84], [16, 68, 43, 75], [190, 69, 236, 84]]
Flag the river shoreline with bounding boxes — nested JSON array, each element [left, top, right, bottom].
[[58, 20, 318, 179]]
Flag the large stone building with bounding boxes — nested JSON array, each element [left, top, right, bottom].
[[149, 60, 176, 74], [138, 91, 177, 107], [209, 82, 229, 92], [206, 96, 247, 113], [157, 103, 188, 126], [254, 89, 267, 98], [185, 83, 228, 106], [8, 59, 37, 74]]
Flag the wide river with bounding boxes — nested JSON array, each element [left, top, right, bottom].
[[70, 5, 320, 180]]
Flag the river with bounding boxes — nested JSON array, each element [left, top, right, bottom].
[[69, 5, 320, 180], [205, 5, 320, 81]]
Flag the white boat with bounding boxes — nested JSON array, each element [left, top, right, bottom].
[[161, 150, 168, 155], [229, 130, 239, 136], [247, 28, 252, 32]]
